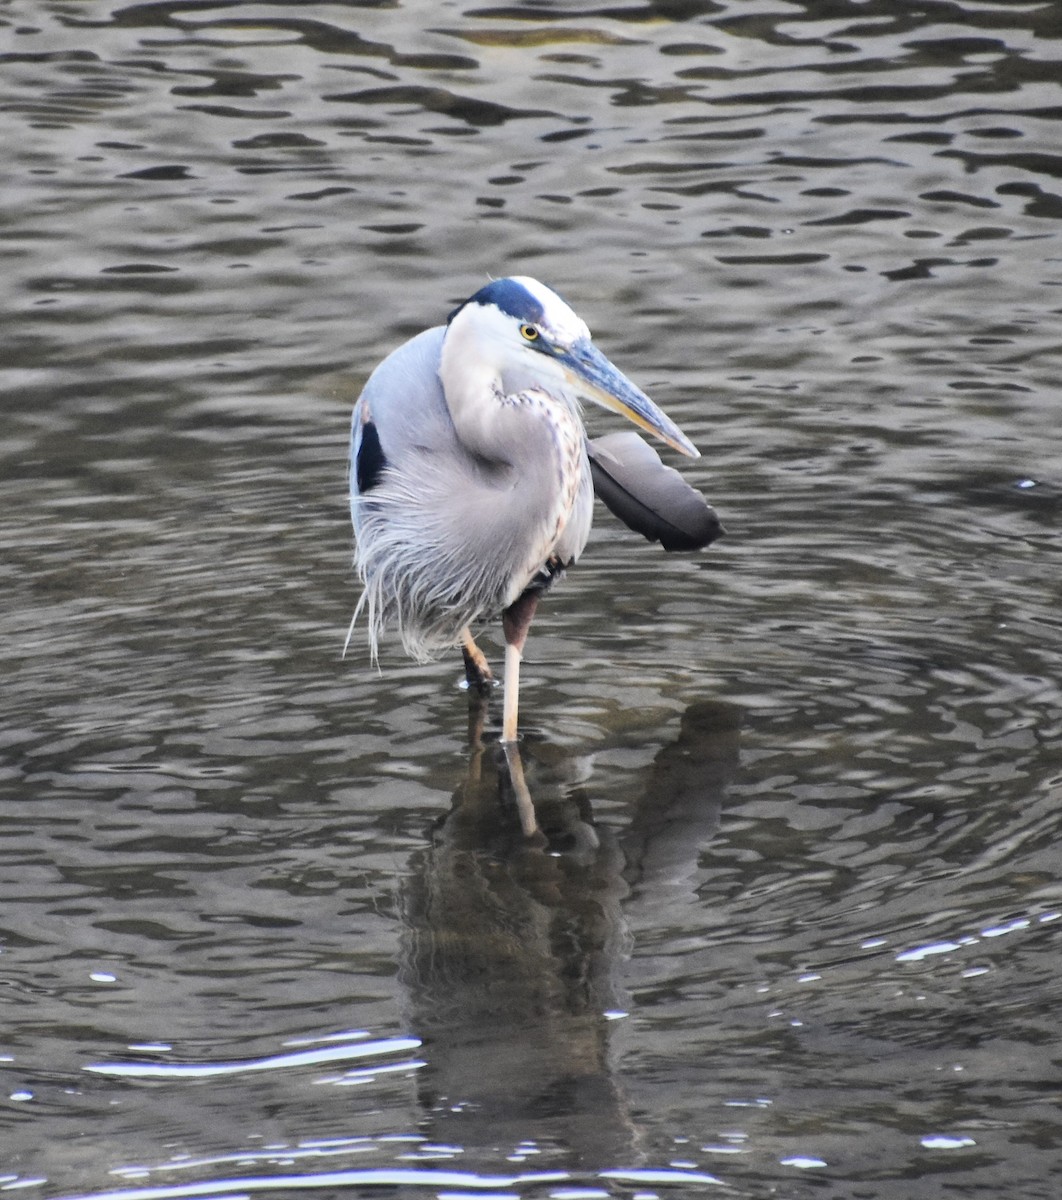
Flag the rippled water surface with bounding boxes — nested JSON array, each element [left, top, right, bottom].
[[3, 1, 1062, 1197]]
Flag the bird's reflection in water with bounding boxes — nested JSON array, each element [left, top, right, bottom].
[[398, 699, 741, 1166]]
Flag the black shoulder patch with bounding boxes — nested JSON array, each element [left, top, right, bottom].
[[355, 420, 388, 494]]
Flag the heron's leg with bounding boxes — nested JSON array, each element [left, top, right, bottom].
[[500, 591, 540, 745], [460, 627, 493, 693], [501, 643, 521, 746]]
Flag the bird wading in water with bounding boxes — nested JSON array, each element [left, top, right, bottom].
[[348, 276, 721, 786]]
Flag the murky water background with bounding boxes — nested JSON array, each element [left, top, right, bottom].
[[3, 1, 1061, 1197]]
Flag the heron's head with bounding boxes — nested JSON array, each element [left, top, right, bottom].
[[446, 276, 699, 458]]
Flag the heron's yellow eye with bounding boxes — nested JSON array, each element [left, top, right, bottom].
[[520, 324, 539, 342]]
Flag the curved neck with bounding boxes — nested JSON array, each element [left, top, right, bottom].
[[439, 314, 518, 464]]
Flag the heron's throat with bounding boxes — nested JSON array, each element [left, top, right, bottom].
[[439, 324, 522, 464]]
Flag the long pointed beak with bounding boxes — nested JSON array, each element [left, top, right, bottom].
[[558, 339, 699, 458]]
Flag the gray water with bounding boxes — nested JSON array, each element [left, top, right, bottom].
[[3, 1, 1062, 1197]]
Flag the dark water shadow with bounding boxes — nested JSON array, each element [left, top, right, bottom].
[[397, 700, 741, 1165]]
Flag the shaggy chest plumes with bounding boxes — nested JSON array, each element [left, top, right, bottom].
[[352, 375, 591, 662]]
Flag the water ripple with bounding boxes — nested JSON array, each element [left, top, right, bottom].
[[85, 1036, 423, 1080], [49, 1167, 572, 1200]]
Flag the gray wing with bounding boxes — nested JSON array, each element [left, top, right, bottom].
[[350, 326, 453, 514], [588, 431, 723, 552]]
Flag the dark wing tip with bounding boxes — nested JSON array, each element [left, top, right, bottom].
[[589, 431, 723, 552]]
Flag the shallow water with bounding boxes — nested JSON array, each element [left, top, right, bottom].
[[2, 1, 1061, 1197]]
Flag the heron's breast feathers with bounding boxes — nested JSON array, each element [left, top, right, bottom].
[[493, 387, 587, 594], [350, 385, 590, 660]]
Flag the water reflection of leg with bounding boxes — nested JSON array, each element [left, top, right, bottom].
[[461, 639, 541, 835], [399, 701, 741, 1170], [400, 741, 633, 1167], [502, 739, 540, 839]]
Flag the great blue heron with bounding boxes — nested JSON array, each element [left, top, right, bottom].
[[348, 276, 721, 751]]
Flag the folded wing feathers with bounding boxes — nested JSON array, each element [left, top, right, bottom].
[[588, 431, 723, 552]]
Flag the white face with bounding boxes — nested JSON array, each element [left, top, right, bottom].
[[449, 288, 583, 399]]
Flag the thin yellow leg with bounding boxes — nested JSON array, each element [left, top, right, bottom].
[[502, 641, 521, 744], [500, 591, 538, 745]]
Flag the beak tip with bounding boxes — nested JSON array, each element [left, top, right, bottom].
[[567, 343, 700, 461]]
